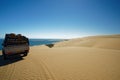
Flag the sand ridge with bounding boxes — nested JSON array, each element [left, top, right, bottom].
[[54, 34, 120, 50]]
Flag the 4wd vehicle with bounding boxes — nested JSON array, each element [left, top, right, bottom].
[[2, 33, 29, 60]]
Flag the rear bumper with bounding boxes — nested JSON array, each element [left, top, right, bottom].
[[3, 50, 29, 56]]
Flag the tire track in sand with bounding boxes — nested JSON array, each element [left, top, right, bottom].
[[30, 54, 56, 80], [0, 52, 56, 80], [0, 61, 15, 80], [4, 57, 55, 80]]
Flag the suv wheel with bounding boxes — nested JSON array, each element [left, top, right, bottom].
[[2, 50, 7, 60], [24, 51, 28, 56]]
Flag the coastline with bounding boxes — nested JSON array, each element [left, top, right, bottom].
[[0, 39, 66, 50]]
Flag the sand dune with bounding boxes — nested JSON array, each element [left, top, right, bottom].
[[55, 34, 120, 50], [0, 35, 120, 80]]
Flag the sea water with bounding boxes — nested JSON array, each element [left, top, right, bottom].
[[0, 39, 66, 50]]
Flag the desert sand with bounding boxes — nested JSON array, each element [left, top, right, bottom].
[[0, 35, 120, 80]]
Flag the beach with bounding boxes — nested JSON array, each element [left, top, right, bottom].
[[0, 35, 120, 80]]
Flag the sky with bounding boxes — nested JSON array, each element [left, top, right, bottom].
[[0, 0, 120, 39]]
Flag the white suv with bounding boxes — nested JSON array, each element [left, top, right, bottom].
[[2, 33, 29, 60]]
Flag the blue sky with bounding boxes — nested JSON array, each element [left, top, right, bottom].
[[0, 0, 120, 39]]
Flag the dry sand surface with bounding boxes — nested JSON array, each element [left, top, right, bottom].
[[0, 35, 120, 80], [54, 34, 120, 50]]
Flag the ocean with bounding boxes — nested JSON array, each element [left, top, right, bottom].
[[0, 39, 66, 50]]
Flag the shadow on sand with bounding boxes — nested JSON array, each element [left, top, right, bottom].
[[0, 54, 24, 66]]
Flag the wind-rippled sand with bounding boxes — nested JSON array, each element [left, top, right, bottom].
[[0, 35, 120, 80]]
